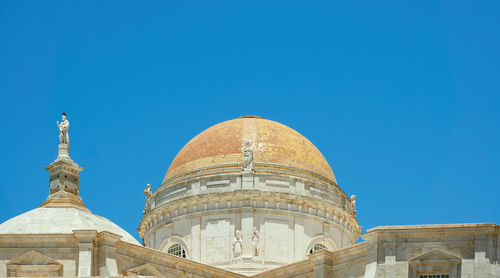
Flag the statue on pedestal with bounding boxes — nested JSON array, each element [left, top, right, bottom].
[[57, 112, 70, 145], [242, 141, 254, 173], [143, 184, 153, 215], [232, 230, 242, 262], [251, 227, 260, 257], [350, 195, 357, 216], [144, 184, 152, 199]]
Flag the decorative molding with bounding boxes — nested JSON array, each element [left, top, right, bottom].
[[6, 250, 63, 277], [139, 190, 361, 242], [409, 248, 462, 263], [124, 263, 165, 278]]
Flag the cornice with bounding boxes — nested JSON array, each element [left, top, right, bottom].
[[145, 165, 354, 219], [362, 223, 500, 240], [161, 162, 339, 189], [138, 190, 361, 243]]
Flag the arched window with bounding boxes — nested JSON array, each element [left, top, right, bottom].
[[308, 243, 327, 254], [160, 236, 190, 259], [167, 243, 187, 258]]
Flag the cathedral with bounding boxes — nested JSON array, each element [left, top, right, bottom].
[[0, 114, 498, 278]]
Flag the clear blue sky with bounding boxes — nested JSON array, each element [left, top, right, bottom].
[[1, 1, 499, 243]]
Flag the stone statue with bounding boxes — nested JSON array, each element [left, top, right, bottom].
[[57, 112, 70, 145], [143, 184, 153, 215], [251, 227, 260, 257], [232, 230, 242, 262], [350, 195, 356, 210], [144, 184, 152, 199], [242, 141, 254, 172]]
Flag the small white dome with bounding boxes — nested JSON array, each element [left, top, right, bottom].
[[0, 206, 140, 245]]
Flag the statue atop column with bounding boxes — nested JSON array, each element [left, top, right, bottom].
[[45, 112, 83, 199], [57, 112, 70, 145], [56, 112, 71, 158]]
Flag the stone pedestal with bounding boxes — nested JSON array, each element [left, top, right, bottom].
[[58, 143, 69, 158], [242, 173, 254, 189], [45, 149, 83, 196]]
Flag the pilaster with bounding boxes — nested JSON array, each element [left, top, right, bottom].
[[191, 217, 201, 261], [474, 233, 496, 277], [309, 251, 333, 278], [384, 237, 397, 278], [295, 217, 305, 261], [363, 236, 380, 278], [241, 208, 254, 259], [95, 231, 122, 277], [73, 230, 97, 277]]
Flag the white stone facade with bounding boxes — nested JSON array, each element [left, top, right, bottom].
[[138, 163, 361, 275]]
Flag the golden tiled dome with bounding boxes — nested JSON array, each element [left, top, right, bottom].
[[164, 116, 336, 183]]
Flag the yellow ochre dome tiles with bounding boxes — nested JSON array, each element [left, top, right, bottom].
[[164, 116, 336, 183]]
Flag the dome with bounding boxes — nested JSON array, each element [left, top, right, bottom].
[[0, 206, 140, 245], [142, 116, 359, 275], [164, 116, 336, 183]]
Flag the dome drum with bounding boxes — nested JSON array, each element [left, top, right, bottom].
[[143, 167, 353, 218], [163, 161, 339, 190], [140, 189, 360, 242]]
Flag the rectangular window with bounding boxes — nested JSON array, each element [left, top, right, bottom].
[[419, 275, 449, 278]]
